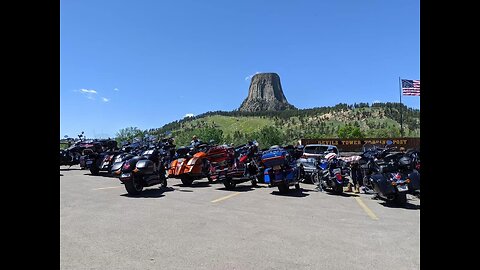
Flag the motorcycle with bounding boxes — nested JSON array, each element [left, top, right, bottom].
[[167, 141, 212, 186], [205, 144, 235, 183], [60, 135, 101, 167], [60, 144, 83, 167], [84, 139, 119, 175], [359, 141, 420, 205], [110, 142, 146, 177], [312, 152, 351, 194], [117, 143, 170, 195], [210, 141, 259, 190], [261, 145, 302, 193], [406, 149, 420, 174]]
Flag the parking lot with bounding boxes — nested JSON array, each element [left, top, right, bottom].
[[60, 165, 420, 270]]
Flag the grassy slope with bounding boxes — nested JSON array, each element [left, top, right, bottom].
[[172, 107, 419, 138], [182, 115, 272, 137]]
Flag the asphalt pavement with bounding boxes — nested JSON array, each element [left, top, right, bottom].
[[60, 165, 420, 270]]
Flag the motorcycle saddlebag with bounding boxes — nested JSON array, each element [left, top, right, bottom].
[[110, 161, 124, 175], [263, 168, 284, 184], [261, 150, 287, 168], [408, 171, 420, 191], [284, 167, 297, 182], [371, 174, 396, 195], [136, 160, 154, 174], [168, 159, 178, 176]]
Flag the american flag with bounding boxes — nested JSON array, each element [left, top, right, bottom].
[[401, 79, 420, 96]]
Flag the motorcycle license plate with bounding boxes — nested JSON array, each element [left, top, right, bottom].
[[332, 168, 341, 174], [121, 173, 131, 178], [397, 185, 408, 192], [273, 165, 281, 170]]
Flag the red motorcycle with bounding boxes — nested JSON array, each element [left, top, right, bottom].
[[208, 141, 259, 190]]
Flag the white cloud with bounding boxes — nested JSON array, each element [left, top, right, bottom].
[[372, 100, 381, 104], [113, 88, 119, 91], [245, 71, 261, 81], [184, 113, 195, 118], [102, 97, 110, 102], [80, 89, 97, 94], [76, 88, 98, 100]]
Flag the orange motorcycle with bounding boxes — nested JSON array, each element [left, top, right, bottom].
[[168, 143, 211, 186]]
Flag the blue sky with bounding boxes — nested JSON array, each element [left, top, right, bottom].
[[60, 0, 420, 139]]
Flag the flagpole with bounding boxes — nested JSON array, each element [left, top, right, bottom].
[[399, 77, 403, 137]]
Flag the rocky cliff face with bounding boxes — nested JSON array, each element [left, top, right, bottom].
[[238, 73, 296, 112]]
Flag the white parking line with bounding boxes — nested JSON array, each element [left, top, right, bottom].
[[92, 186, 124, 190]]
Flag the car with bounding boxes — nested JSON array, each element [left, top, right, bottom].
[[302, 144, 339, 159]]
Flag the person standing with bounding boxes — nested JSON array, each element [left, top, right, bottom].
[[191, 135, 200, 147], [350, 161, 363, 193]]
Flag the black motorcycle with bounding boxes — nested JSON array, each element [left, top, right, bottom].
[[110, 142, 146, 177], [60, 145, 82, 167], [84, 139, 119, 175], [406, 149, 420, 174], [359, 141, 420, 205], [60, 137, 99, 167], [117, 142, 172, 195]]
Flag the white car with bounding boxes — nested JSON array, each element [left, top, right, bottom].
[[302, 144, 339, 159]]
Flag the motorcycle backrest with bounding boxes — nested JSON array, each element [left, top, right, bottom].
[[82, 149, 94, 155], [176, 147, 191, 157]]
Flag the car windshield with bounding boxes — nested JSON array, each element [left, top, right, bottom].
[[304, 146, 337, 155]]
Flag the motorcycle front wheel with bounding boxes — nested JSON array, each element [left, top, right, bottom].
[[90, 166, 100, 175], [310, 172, 320, 185], [124, 175, 144, 195]]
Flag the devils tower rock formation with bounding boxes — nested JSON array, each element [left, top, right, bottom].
[[238, 73, 296, 112]]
